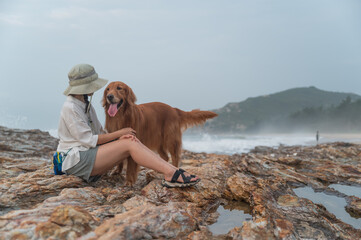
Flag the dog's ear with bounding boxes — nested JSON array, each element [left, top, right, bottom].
[[126, 86, 137, 104], [102, 86, 109, 108]]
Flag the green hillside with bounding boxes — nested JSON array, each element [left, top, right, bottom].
[[202, 86, 361, 133], [283, 97, 361, 133]]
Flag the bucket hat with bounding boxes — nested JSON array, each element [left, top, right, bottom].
[[63, 64, 108, 96]]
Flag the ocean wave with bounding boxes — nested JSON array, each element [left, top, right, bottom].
[[48, 129, 58, 138], [183, 134, 315, 155], [0, 112, 28, 129]]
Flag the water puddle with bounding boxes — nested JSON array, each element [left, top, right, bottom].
[[328, 184, 361, 198], [208, 201, 252, 235], [293, 186, 361, 229]]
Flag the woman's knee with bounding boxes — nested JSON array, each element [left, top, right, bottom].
[[116, 137, 139, 153]]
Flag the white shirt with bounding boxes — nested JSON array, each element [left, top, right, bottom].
[[57, 96, 106, 171]]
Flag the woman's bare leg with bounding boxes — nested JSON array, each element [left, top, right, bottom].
[[91, 135, 199, 182]]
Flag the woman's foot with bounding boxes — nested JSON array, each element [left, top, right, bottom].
[[162, 168, 200, 188]]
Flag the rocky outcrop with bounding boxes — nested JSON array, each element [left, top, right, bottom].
[[0, 126, 360, 239]]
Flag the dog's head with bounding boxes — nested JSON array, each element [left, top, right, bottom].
[[103, 81, 137, 117]]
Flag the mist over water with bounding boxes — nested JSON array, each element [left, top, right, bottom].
[[182, 134, 315, 155], [182, 133, 361, 155], [0, 111, 28, 129]]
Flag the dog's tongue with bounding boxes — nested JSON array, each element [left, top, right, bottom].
[[108, 104, 118, 117]]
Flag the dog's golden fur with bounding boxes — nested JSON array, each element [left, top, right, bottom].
[[103, 81, 217, 184]]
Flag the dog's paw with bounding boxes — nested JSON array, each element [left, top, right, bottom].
[[124, 180, 135, 187]]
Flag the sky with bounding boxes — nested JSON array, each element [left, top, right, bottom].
[[0, 0, 361, 131]]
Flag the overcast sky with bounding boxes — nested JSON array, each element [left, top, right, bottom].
[[1, 0, 361, 130]]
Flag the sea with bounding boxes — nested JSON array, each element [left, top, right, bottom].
[[182, 134, 315, 155], [184, 133, 361, 155], [48, 130, 361, 155]]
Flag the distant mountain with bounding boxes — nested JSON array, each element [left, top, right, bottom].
[[199, 86, 361, 133]]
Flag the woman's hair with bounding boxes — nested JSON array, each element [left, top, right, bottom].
[[83, 94, 89, 113]]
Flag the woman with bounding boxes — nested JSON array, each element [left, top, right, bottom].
[[56, 64, 200, 188]]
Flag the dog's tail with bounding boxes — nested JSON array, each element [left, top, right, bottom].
[[178, 109, 218, 130]]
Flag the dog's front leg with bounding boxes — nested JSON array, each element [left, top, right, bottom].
[[125, 157, 139, 186]]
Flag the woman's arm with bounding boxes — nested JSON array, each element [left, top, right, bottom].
[[97, 128, 136, 145]]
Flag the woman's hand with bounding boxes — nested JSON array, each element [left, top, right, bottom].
[[117, 128, 136, 138], [119, 134, 140, 142], [97, 128, 136, 145]]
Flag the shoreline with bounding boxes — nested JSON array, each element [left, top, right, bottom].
[[316, 133, 361, 144], [183, 132, 361, 155]]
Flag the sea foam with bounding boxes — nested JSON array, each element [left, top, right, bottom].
[[183, 134, 315, 155]]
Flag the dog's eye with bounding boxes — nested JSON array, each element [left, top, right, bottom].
[[106, 88, 109, 91], [117, 86, 122, 90]]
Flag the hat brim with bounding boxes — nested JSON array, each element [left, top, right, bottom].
[[63, 78, 108, 96]]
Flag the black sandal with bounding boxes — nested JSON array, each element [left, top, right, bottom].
[[179, 168, 196, 178], [162, 169, 200, 188]]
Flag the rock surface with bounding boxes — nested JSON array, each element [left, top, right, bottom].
[[0, 126, 360, 239]]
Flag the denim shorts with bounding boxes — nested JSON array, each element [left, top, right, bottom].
[[65, 147, 101, 183]]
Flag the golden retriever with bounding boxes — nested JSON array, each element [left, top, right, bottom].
[[103, 81, 217, 184]]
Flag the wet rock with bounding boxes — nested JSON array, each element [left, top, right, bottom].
[[251, 146, 275, 154], [273, 219, 294, 239], [238, 218, 275, 240], [277, 194, 300, 207], [1, 127, 361, 239], [0, 187, 105, 239], [90, 202, 200, 240], [225, 172, 258, 201], [186, 226, 214, 240], [0, 126, 58, 160], [0, 168, 87, 215], [346, 196, 361, 218], [0, 126, 58, 179], [35, 205, 97, 239]]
